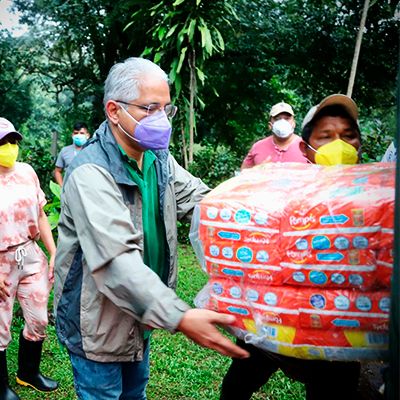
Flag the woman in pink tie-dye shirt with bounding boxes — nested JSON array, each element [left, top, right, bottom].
[[0, 118, 58, 399]]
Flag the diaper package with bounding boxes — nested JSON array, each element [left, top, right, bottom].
[[190, 162, 395, 361]]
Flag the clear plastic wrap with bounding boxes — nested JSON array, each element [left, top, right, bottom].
[[190, 162, 395, 361]]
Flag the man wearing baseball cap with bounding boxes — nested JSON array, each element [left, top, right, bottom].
[[299, 94, 361, 165], [241, 101, 307, 169]]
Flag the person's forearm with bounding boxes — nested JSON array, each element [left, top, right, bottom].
[[38, 208, 56, 256], [54, 169, 63, 186], [241, 156, 253, 170]]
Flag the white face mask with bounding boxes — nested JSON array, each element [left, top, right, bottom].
[[272, 119, 294, 139]]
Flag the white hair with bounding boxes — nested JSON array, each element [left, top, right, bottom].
[[103, 57, 168, 107]]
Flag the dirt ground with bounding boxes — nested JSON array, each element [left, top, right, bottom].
[[359, 361, 386, 400]]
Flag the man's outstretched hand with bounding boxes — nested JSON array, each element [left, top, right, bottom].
[[177, 309, 250, 359]]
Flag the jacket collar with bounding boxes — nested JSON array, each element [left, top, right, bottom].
[[94, 120, 170, 186]]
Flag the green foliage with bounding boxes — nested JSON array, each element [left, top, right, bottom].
[[188, 143, 241, 188], [7, 0, 399, 165], [177, 220, 191, 244], [127, 0, 237, 161], [138, 0, 234, 81], [0, 32, 35, 126], [360, 110, 396, 163], [43, 181, 61, 231], [18, 130, 55, 198], [198, 0, 398, 156], [13, 0, 153, 127]]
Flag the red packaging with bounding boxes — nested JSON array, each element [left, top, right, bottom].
[[192, 162, 395, 360]]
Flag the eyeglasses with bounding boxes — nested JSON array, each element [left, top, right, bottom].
[[117, 101, 178, 119]]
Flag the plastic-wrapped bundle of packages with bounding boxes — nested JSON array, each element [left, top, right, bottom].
[[190, 162, 395, 361]]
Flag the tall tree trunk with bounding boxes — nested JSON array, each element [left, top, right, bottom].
[[181, 121, 188, 169], [51, 129, 58, 159], [347, 0, 370, 97], [188, 49, 196, 164]]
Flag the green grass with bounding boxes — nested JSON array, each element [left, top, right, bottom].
[[7, 245, 305, 399]]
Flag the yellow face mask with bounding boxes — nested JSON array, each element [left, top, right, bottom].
[[309, 139, 358, 166], [0, 143, 19, 168]]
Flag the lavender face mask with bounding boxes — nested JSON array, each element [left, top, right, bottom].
[[119, 107, 172, 150]]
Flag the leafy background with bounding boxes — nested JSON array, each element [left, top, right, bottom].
[[1, 0, 398, 399], [1, 0, 398, 194]]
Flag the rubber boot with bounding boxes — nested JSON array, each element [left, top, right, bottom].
[[16, 332, 58, 392], [0, 350, 20, 400]]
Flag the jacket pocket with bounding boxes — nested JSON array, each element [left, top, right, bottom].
[[80, 275, 138, 358]]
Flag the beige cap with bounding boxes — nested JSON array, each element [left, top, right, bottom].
[[301, 94, 358, 129], [269, 102, 294, 118]]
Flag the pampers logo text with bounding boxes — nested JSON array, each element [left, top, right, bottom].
[[244, 232, 271, 245], [287, 250, 310, 263], [262, 312, 283, 325], [248, 270, 273, 281], [289, 214, 316, 230]]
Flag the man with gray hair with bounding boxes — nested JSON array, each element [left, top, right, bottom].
[[54, 57, 248, 399]]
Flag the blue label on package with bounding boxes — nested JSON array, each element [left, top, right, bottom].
[[217, 231, 241, 241], [316, 252, 345, 262], [236, 247, 253, 263], [349, 274, 364, 286], [234, 209, 251, 224], [264, 292, 278, 306], [331, 273, 346, 285], [367, 333, 388, 345], [206, 207, 218, 219], [310, 294, 326, 309], [352, 236, 369, 249], [227, 306, 249, 315], [356, 296, 372, 312], [256, 250, 269, 262], [320, 214, 349, 225], [254, 212, 268, 225], [379, 297, 390, 313], [220, 209, 232, 221], [222, 247, 234, 259], [221, 268, 245, 277], [261, 325, 277, 338], [246, 289, 259, 302], [212, 282, 223, 295], [334, 295, 350, 310], [295, 239, 308, 250], [293, 271, 306, 283], [334, 236, 350, 250], [230, 286, 242, 298], [332, 319, 360, 328], [330, 187, 364, 198], [309, 271, 328, 285], [209, 245, 220, 257], [353, 177, 369, 184], [312, 236, 331, 250]]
